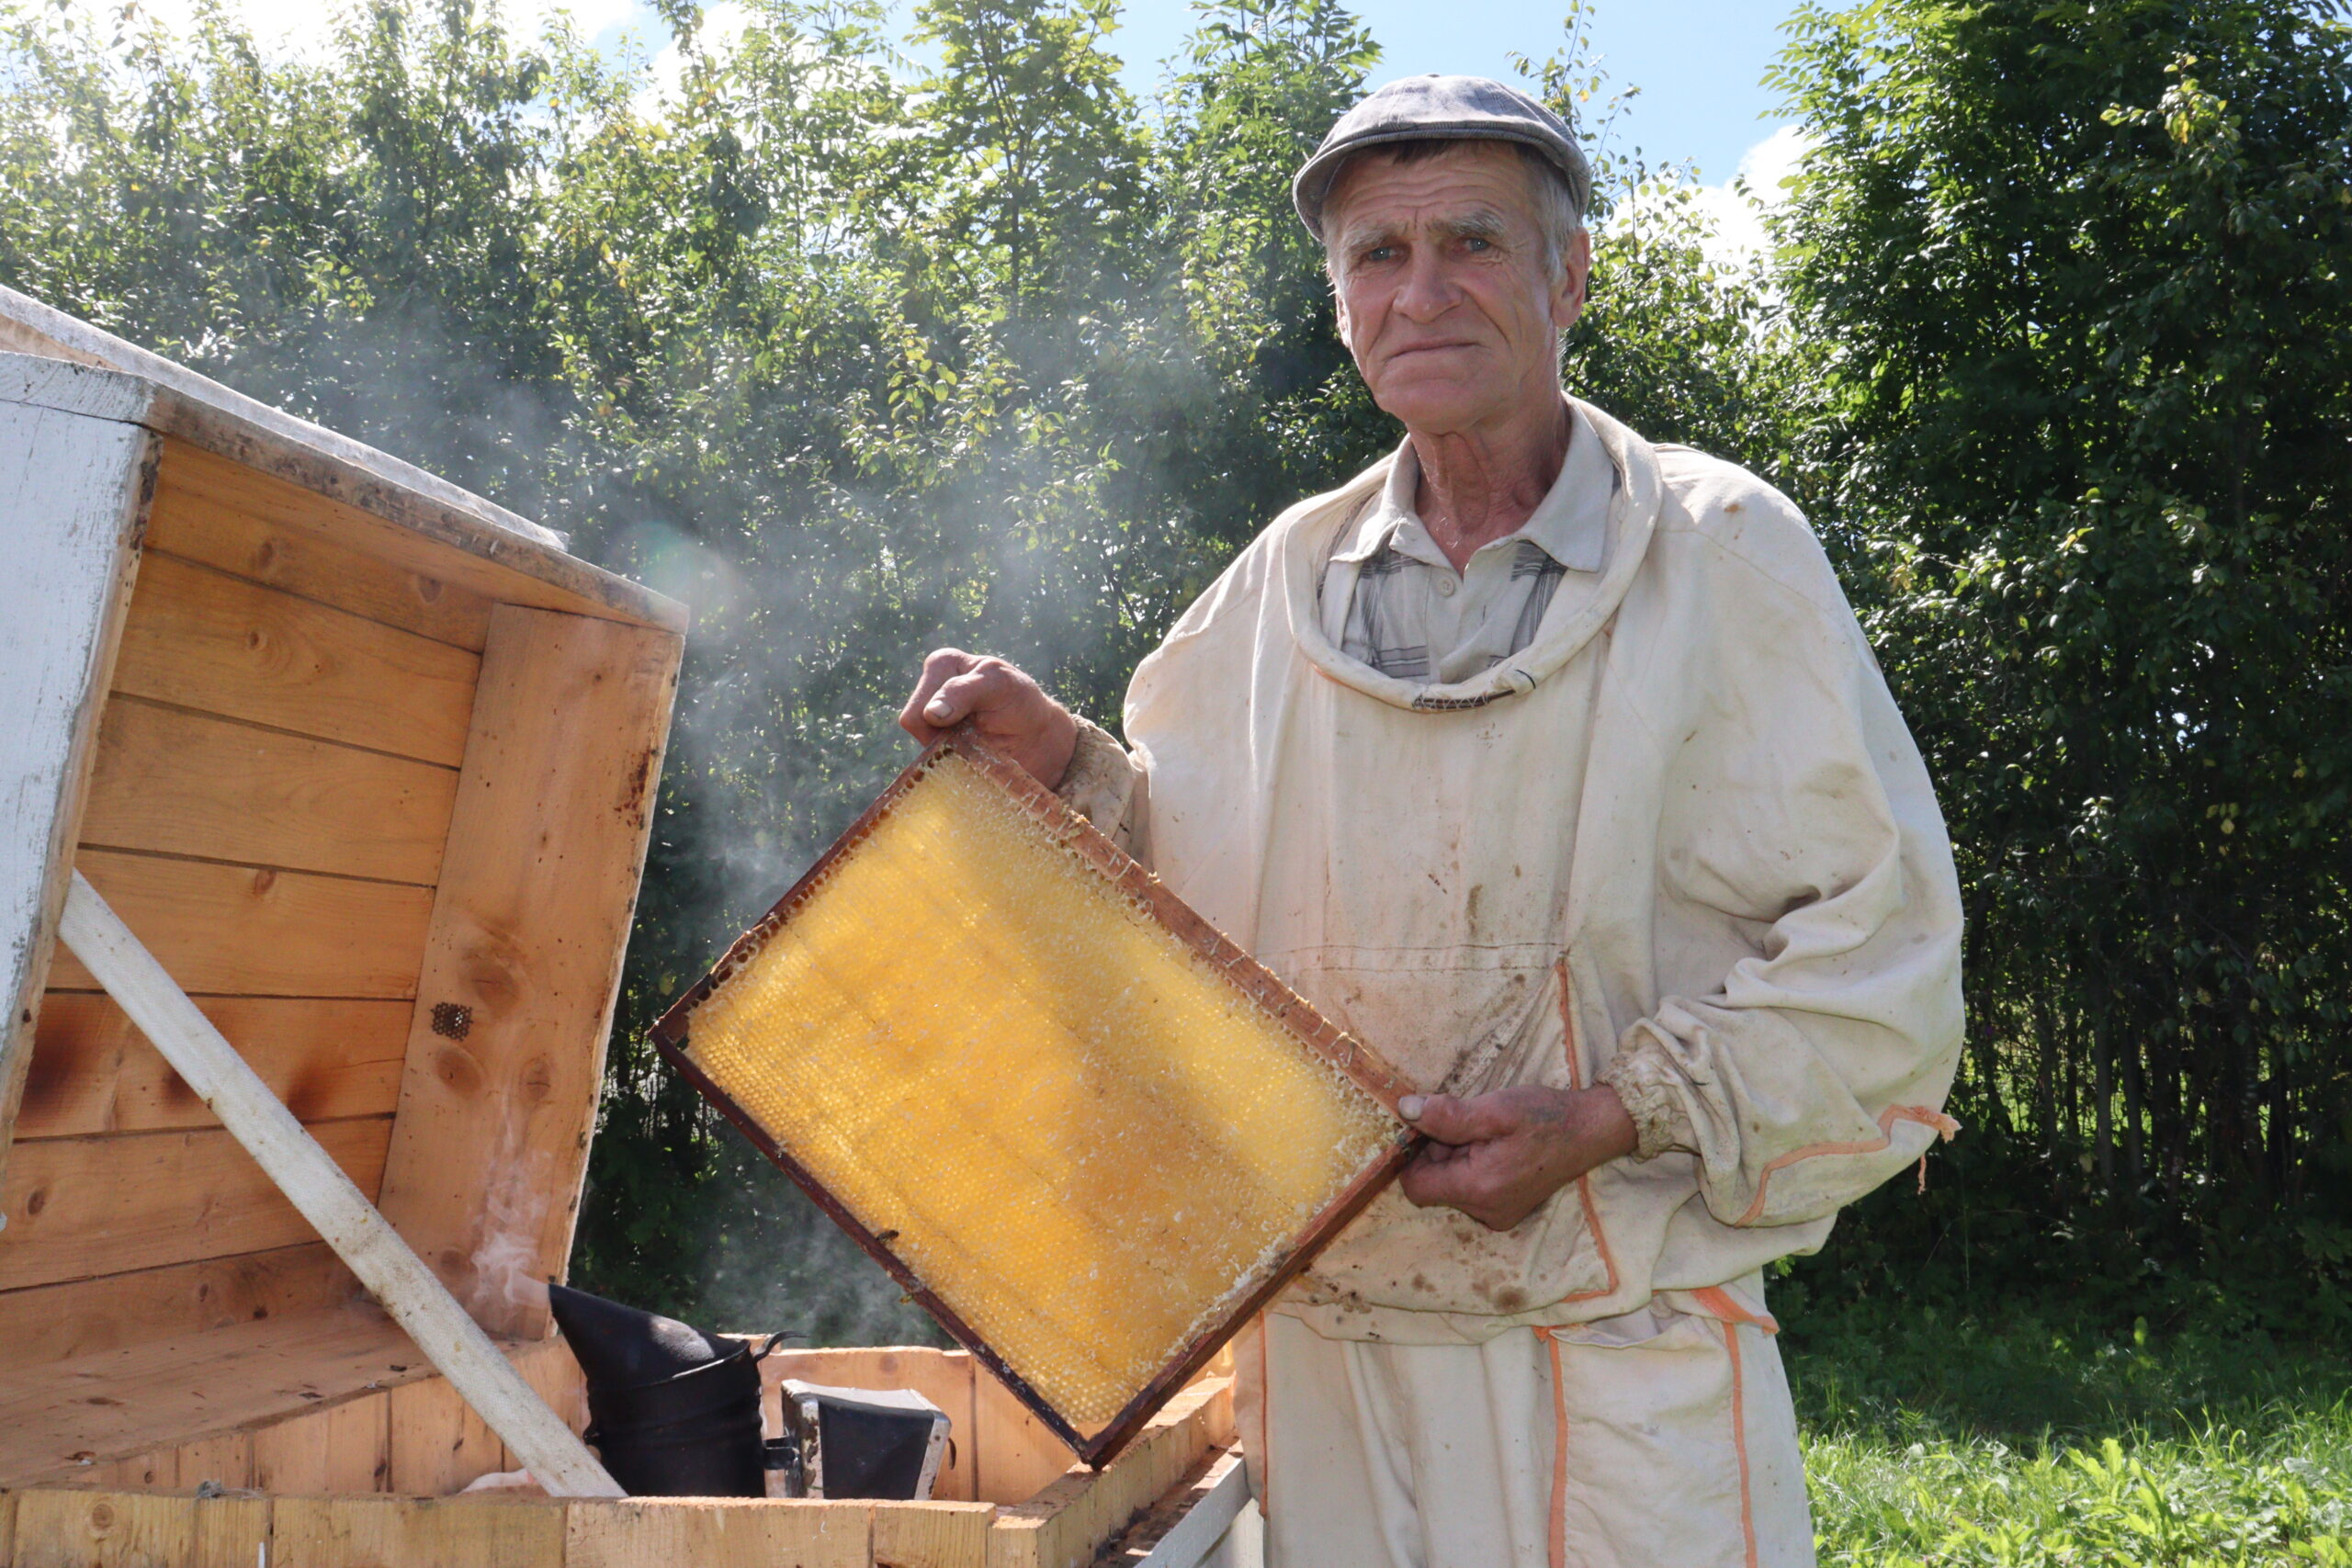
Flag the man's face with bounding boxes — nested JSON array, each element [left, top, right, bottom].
[[1325, 142, 1591, 436]]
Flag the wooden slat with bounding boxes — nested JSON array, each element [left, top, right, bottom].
[[148, 450, 495, 650], [164, 1433, 254, 1492], [79, 700, 458, 886], [387, 1372, 503, 1497], [0, 1244, 355, 1373], [0, 402, 151, 1220], [987, 1381, 1233, 1568], [973, 1371, 1077, 1507], [508, 1337, 591, 1449], [11, 1486, 271, 1568], [875, 1502, 995, 1568], [271, 1494, 566, 1568], [760, 1347, 978, 1504], [0, 1118, 392, 1292], [562, 1499, 872, 1568], [377, 606, 681, 1337], [254, 1394, 390, 1495], [45, 851, 434, 998], [18, 994, 408, 1141], [153, 439, 684, 647], [0, 1303, 425, 1487], [113, 552, 480, 766]]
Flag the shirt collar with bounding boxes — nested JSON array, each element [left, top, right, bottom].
[[1332, 402, 1616, 574]]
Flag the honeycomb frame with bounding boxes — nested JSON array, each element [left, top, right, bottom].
[[649, 728, 1419, 1467]]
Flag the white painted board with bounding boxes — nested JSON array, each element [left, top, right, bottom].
[[0, 400, 153, 1204]]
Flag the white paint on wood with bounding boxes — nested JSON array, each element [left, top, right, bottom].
[[54, 872, 625, 1499], [1134, 1454, 1253, 1568], [1198, 1498, 1264, 1568], [0, 353, 161, 426], [0, 400, 153, 1210]]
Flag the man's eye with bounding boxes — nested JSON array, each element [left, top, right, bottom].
[[1463, 236, 1492, 253], [1365, 245, 1398, 264]]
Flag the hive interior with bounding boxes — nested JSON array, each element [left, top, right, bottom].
[[675, 749, 1402, 1439]]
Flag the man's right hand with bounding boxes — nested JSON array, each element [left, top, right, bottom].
[[898, 649, 1080, 791]]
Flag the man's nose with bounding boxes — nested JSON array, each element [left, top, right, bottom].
[[1393, 249, 1459, 321]]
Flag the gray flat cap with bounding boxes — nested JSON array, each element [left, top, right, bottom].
[[1293, 74, 1591, 238]]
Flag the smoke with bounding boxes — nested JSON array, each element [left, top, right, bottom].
[[469, 1142, 556, 1322]]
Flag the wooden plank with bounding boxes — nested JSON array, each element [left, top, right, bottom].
[[0, 1118, 392, 1292], [509, 1336, 590, 1444], [377, 606, 682, 1337], [387, 1373, 502, 1497], [271, 1494, 566, 1568], [0, 1488, 15, 1568], [148, 459, 495, 651], [79, 700, 458, 886], [987, 1382, 1231, 1568], [150, 435, 683, 640], [113, 551, 479, 765], [164, 1433, 254, 1492], [563, 1499, 872, 1568], [11, 1487, 270, 1568], [0, 400, 152, 1206], [972, 1371, 1075, 1507], [53, 874, 618, 1500], [254, 1393, 390, 1495], [18, 995, 407, 1141], [44, 851, 433, 998], [1097, 1448, 1248, 1568], [874, 1502, 994, 1568], [761, 1348, 979, 1505], [0, 1303, 425, 1487], [0, 1244, 355, 1373]]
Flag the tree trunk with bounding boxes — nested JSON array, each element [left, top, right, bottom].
[[2120, 1024, 2145, 1181], [2092, 1012, 2115, 1190]]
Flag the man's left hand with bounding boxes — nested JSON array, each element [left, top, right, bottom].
[[1397, 1086, 1638, 1231]]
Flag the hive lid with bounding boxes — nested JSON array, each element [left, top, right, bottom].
[[649, 730, 1418, 1465]]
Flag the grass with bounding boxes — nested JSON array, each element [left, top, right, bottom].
[[1783, 1304, 2352, 1565]]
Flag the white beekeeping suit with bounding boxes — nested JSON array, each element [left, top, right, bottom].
[[1057, 397, 1964, 1568]]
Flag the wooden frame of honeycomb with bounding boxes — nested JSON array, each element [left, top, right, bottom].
[[650, 729, 1419, 1467]]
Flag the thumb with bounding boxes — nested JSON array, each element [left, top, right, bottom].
[[1399, 1092, 1501, 1146]]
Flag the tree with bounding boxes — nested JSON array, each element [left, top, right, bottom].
[[1772, 0, 2352, 1325]]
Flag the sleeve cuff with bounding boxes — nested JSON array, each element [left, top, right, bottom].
[[1056, 716, 1141, 840], [1598, 1041, 1699, 1162]]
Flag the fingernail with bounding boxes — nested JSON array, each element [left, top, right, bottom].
[[926, 698, 952, 719], [1398, 1095, 1425, 1121]]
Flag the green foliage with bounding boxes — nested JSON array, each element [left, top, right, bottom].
[[1770, 0, 2352, 1325], [1790, 1307, 2352, 1564]]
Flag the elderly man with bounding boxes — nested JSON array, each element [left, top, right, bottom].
[[899, 76, 1962, 1568]]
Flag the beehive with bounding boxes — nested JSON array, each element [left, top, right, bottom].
[[653, 733, 1418, 1465], [0, 287, 1259, 1568]]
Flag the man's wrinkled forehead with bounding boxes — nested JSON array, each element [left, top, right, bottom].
[[1324, 143, 1542, 249]]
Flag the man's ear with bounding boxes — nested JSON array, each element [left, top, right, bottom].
[[1551, 227, 1593, 332]]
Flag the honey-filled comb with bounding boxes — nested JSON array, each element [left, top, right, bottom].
[[650, 730, 1416, 1464]]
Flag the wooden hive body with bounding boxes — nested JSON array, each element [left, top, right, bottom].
[[0, 288, 1253, 1568]]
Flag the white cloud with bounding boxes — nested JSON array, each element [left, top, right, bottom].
[[1611, 123, 1817, 276], [637, 0, 747, 117], [1693, 123, 1816, 271]]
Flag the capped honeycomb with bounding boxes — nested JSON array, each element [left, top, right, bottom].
[[668, 744, 1406, 1447]]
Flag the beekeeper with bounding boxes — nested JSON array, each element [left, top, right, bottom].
[[899, 74, 1963, 1568]]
